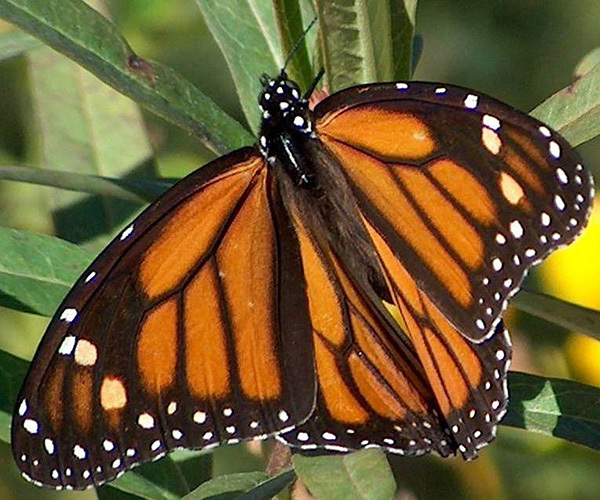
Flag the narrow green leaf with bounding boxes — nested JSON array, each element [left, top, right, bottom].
[[196, 0, 284, 131], [0, 227, 94, 315], [0, 164, 172, 203], [183, 471, 269, 499], [27, 43, 154, 245], [531, 61, 600, 146], [389, 0, 417, 80], [316, 0, 395, 92], [273, 0, 315, 90], [0, 0, 252, 154], [512, 289, 600, 341], [0, 349, 28, 443], [293, 449, 396, 500], [504, 372, 600, 451], [0, 30, 42, 61], [238, 469, 296, 500]]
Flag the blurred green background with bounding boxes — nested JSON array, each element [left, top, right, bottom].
[[0, 1, 599, 499]]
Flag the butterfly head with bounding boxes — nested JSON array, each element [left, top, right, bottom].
[[258, 72, 313, 151]]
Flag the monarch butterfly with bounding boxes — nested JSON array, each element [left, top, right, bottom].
[[12, 66, 593, 490]]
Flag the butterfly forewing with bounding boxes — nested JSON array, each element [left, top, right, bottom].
[[315, 82, 593, 344], [12, 149, 316, 489]]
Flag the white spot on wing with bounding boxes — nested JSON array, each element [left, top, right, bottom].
[[18, 399, 27, 416], [483, 114, 501, 130], [193, 411, 207, 424], [510, 220, 524, 239], [23, 419, 39, 434], [44, 438, 55, 454], [539, 126, 551, 137], [396, 82, 408, 90], [58, 335, 76, 355], [138, 413, 155, 429], [60, 308, 78, 323], [556, 168, 568, 184], [120, 225, 134, 241], [73, 445, 86, 460], [464, 94, 478, 109]]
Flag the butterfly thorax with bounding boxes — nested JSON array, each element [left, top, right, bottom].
[[258, 72, 316, 187]]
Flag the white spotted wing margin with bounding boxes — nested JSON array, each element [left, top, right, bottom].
[[11, 148, 317, 490]]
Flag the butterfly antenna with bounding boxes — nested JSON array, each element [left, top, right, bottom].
[[304, 67, 325, 99], [282, 17, 318, 73]]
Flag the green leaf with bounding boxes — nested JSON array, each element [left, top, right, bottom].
[[531, 60, 600, 147], [0, 349, 28, 443], [293, 449, 396, 500], [196, 0, 284, 132], [0, 0, 253, 154], [238, 469, 296, 499], [575, 47, 600, 78], [512, 289, 600, 341], [0, 227, 94, 315], [316, 0, 396, 92], [390, 0, 417, 80], [0, 164, 172, 203], [28, 44, 155, 245], [273, 0, 315, 91], [104, 465, 183, 500], [183, 471, 269, 499], [0, 30, 42, 61], [504, 372, 600, 451]]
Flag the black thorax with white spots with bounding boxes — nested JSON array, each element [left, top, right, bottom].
[[258, 72, 316, 187]]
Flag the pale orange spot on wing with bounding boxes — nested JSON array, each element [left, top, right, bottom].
[[421, 296, 482, 387], [74, 339, 97, 366], [138, 299, 178, 394], [326, 141, 472, 306], [429, 159, 497, 225], [482, 128, 502, 154], [218, 176, 281, 400], [72, 369, 93, 432], [319, 106, 436, 161], [140, 160, 260, 299], [314, 335, 368, 424], [350, 312, 427, 413], [184, 262, 230, 399], [100, 376, 128, 410], [500, 172, 525, 205], [44, 362, 65, 433], [395, 167, 484, 269]]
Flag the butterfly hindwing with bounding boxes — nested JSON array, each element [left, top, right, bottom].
[[12, 149, 316, 489], [315, 82, 593, 343], [277, 216, 454, 457]]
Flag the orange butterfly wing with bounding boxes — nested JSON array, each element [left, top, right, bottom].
[[12, 149, 316, 489], [315, 82, 592, 342], [311, 82, 592, 457]]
